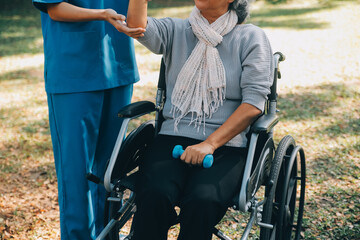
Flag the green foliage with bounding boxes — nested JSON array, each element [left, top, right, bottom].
[[0, 1, 43, 57]]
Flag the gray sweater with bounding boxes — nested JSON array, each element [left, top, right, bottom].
[[138, 17, 273, 147]]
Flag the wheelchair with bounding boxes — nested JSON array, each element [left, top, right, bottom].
[[88, 52, 306, 240]]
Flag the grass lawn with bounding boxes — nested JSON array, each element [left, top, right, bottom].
[[0, 0, 359, 239]]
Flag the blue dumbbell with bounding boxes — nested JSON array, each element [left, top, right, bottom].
[[172, 145, 214, 168]]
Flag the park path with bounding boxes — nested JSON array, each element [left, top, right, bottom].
[[265, 1, 360, 90]]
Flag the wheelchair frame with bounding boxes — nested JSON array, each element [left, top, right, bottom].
[[89, 52, 306, 240]]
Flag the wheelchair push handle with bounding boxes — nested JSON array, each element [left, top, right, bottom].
[[172, 145, 214, 168]]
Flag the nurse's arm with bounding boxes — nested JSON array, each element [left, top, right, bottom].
[[47, 2, 145, 37], [127, 0, 148, 28]]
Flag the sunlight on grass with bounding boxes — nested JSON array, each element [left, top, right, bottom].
[[0, 54, 43, 73]]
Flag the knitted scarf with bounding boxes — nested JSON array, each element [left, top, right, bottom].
[[171, 7, 238, 133]]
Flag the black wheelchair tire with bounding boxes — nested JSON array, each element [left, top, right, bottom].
[[280, 145, 306, 240], [259, 135, 295, 240]]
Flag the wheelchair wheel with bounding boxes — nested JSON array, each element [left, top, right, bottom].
[[104, 191, 122, 240], [260, 135, 306, 240], [103, 121, 155, 240], [105, 188, 136, 240]]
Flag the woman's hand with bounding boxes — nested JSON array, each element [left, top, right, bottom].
[[180, 141, 216, 166], [104, 9, 146, 39]]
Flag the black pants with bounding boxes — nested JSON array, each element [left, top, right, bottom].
[[132, 135, 247, 240]]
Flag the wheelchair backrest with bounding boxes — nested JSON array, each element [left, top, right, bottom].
[[154, 52, 285, 131]]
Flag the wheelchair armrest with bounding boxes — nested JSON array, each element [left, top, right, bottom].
[[251, 114, 279, 133], [118, 101, 155, 118]]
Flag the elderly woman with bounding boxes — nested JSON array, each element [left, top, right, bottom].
[[126, 0, 273, 239]]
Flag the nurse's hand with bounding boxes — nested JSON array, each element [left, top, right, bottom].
[[180, 141, 216, 166], [104, 9, 146, 39]]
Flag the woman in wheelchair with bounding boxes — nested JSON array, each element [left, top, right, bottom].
[[126, 0, 273, 239]]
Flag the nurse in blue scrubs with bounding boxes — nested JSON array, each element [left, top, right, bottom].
[[32, 1, 145, 239]]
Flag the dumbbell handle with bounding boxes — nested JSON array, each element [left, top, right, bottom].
[[172, 145, 214, 168]]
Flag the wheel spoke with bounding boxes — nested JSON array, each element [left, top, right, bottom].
[[286, 178, 296, 206], [270, 223, 277, 240]]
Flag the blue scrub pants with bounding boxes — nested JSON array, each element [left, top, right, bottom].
[[47, 85, 133, 240]]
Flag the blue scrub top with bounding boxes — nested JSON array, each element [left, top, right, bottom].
[[33, 0, 140, 94]]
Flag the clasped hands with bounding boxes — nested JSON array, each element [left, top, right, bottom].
[[104, 9, 146, 39]]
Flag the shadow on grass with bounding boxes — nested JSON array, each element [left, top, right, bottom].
[[249, 2, 340, 29], [321, 117, 360, 137], [251, 18, 330, 29], [304, 183, 360, 239], [0, 0, 351, 58], [0, 113, 51, 154], [0, 0, 43, 57], [22, 118, 50, 135], [312, 146, 360, 181], [148, 0, 194, 9], [284, 81, 360, 238], [253, 4, 335, 18], [0, 67, 43, 82], [1, 142, 52, 165], [277, 83, 359, 121]]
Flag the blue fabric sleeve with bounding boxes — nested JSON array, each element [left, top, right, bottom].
[[32, 0, 67, 13]]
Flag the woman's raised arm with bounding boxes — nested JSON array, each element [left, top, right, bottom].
[[127, 0, 149, 28]]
